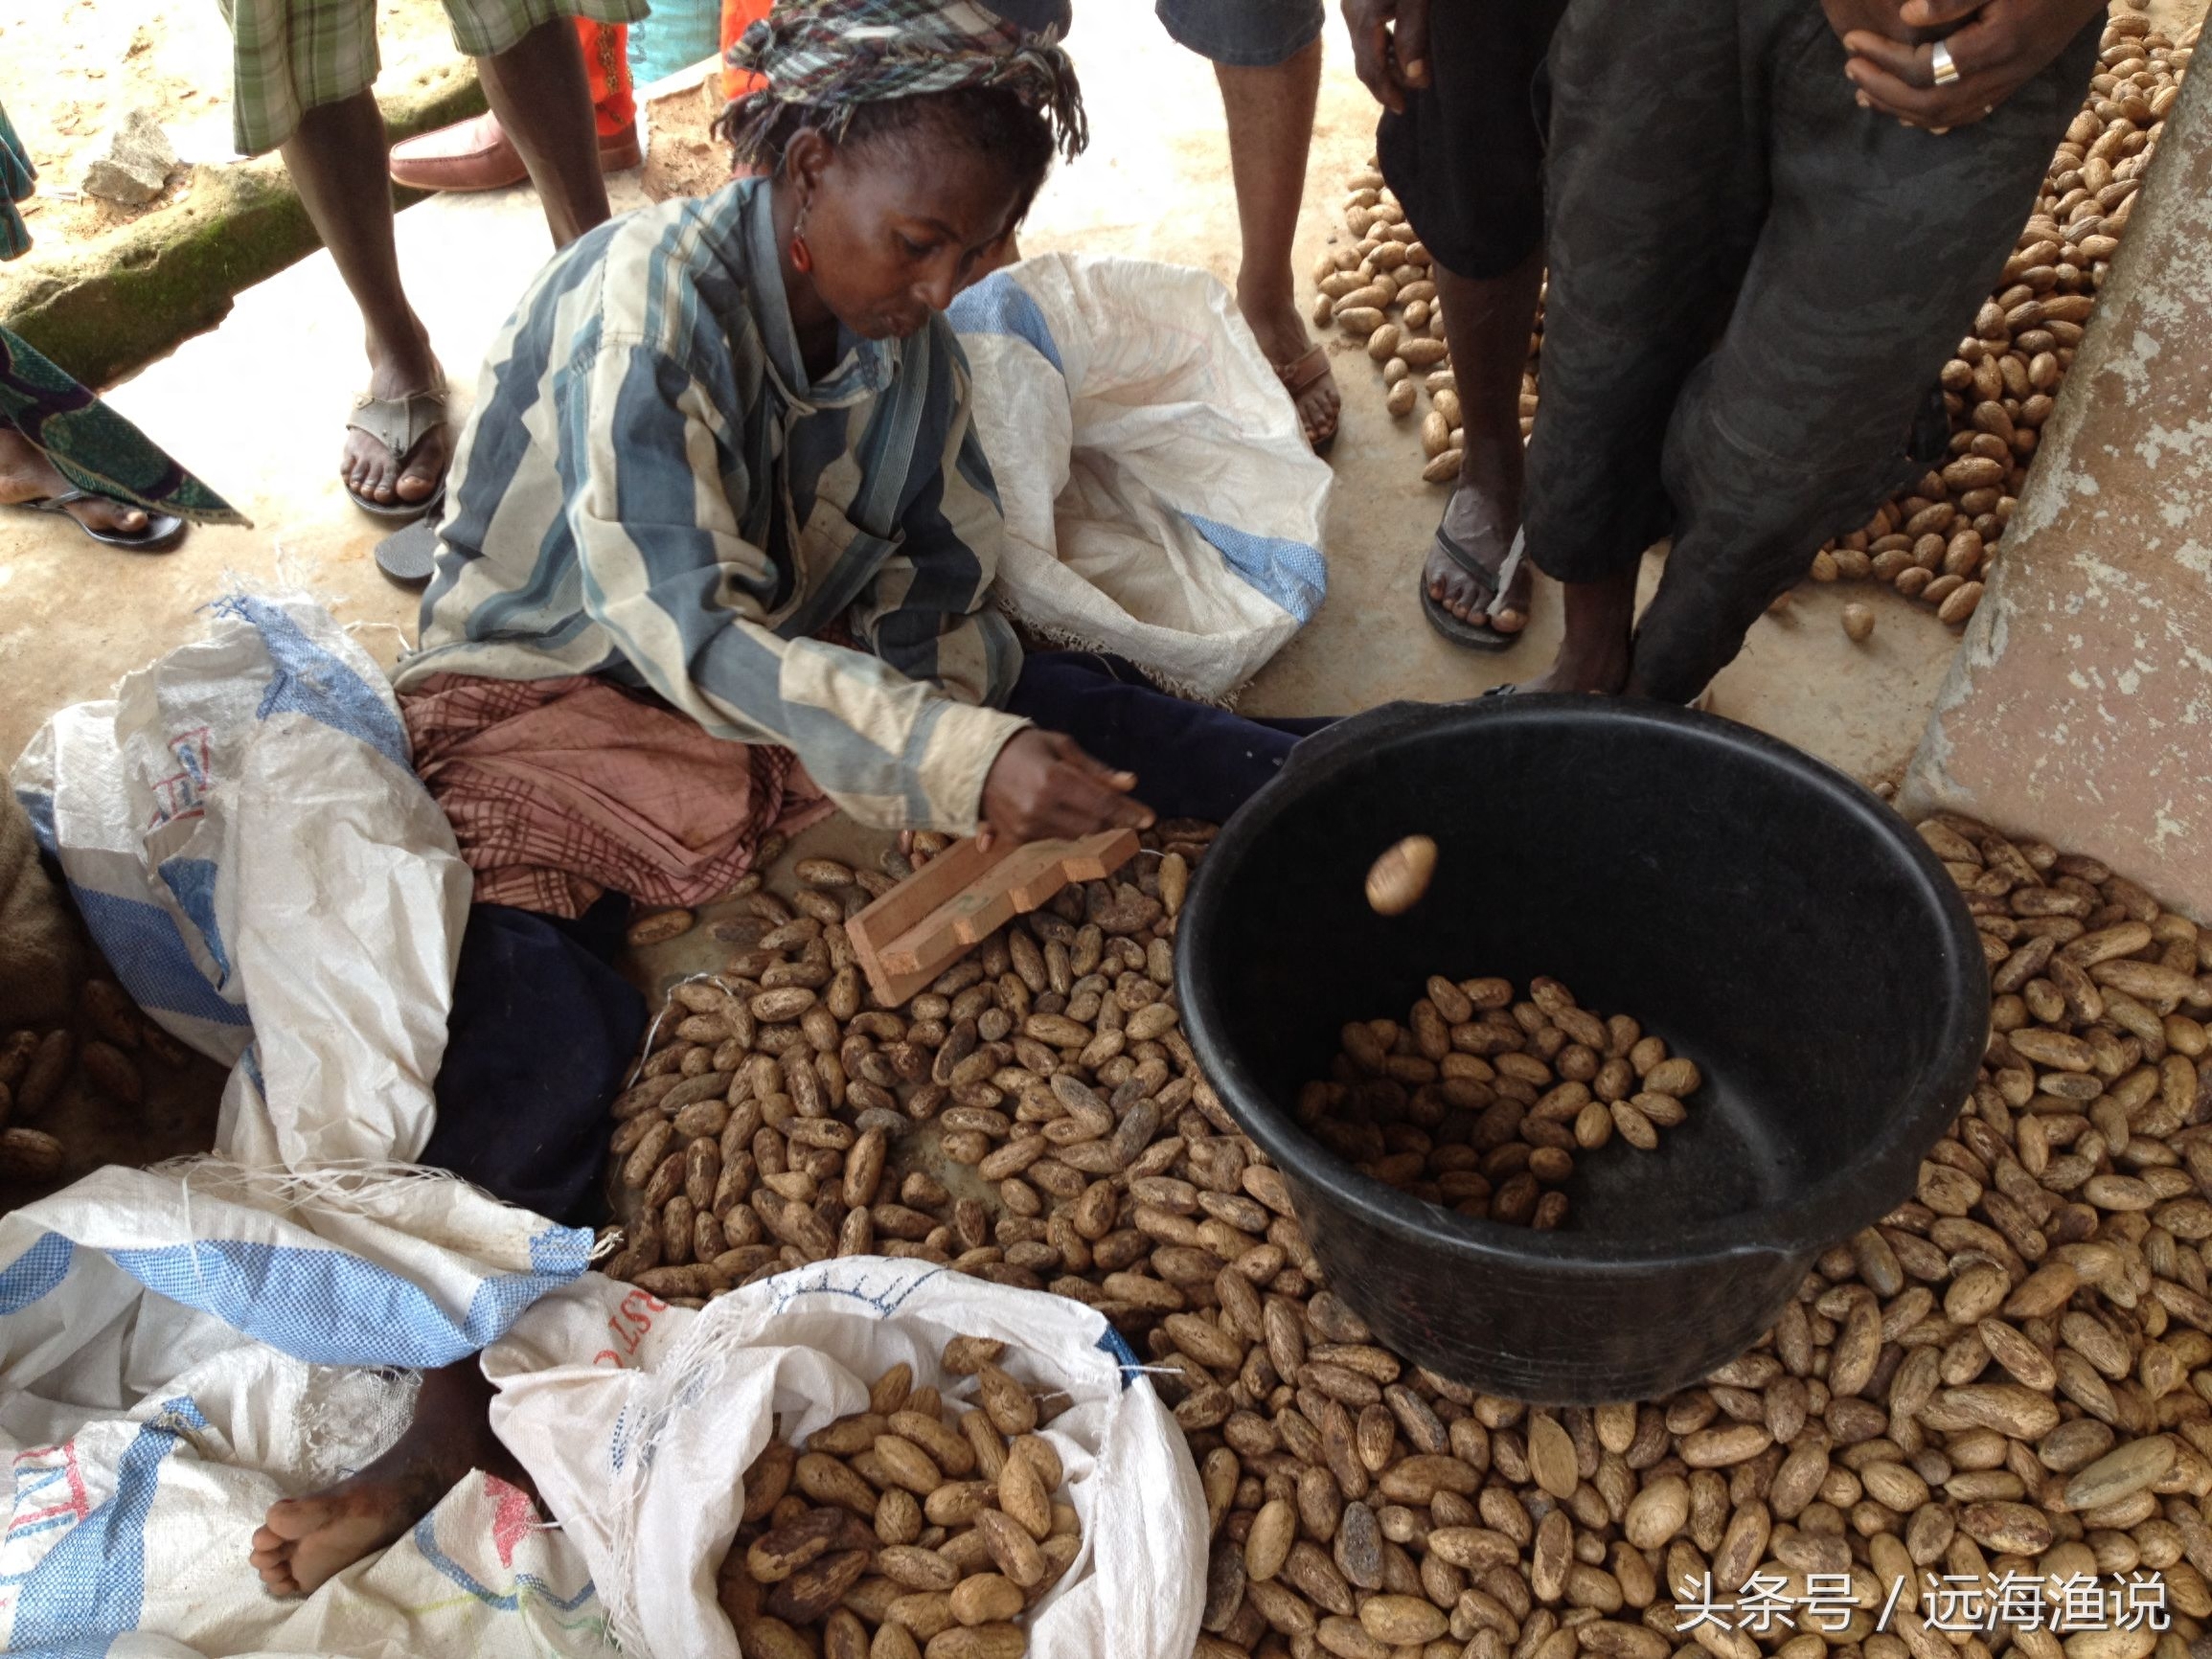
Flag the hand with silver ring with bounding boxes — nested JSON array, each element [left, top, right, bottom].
[[1841, 0, 2106, 130]]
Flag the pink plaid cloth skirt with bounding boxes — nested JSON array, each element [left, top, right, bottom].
[[399, 672, 832, 919]]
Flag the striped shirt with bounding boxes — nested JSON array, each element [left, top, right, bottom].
[[395, 177, 1030, 832]]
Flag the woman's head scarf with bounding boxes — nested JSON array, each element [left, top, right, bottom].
[[724, 0, 1086, 163]]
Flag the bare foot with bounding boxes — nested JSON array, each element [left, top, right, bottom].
[[250, 1468, 446, 1596], [249, 1359, 525, 1597], [341, 328, 451, 510], [0, 429, 150, 536], [1423, 440, 1529, 634], [1241, 288, 1339, 452]]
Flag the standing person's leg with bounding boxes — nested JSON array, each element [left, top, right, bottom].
[[1158, 0, 1340, 453], [280, 91, 454, 512], [1377, 0, 1565, 645], [386, 19, 640, 193], [1621, 8, 2101, 704], [1514, 0, 1764, 694], [468, 14, 612, 248]]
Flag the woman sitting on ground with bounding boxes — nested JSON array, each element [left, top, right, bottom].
[[387, 0, 1328, 1235]]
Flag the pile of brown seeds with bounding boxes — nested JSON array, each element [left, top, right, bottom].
[[605, 813, 2212, 1659], [1300, 977, 1701, 1231], [0, 977, 189, 1186], [718, 1338, 1082, 1659]]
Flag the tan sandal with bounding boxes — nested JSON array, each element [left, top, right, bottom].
[[344, 388, 450, 523], [1274, 342, 1339, 455]]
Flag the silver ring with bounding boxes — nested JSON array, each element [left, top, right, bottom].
[[1930, 40, 1961, 86]]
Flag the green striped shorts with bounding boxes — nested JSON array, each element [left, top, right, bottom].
[[220, 0, 650, 156]]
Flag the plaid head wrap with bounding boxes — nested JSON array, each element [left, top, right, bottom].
[[725, 0, 1086, 163]]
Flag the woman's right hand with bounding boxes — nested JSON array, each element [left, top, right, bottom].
[[978, 729, 1154, 851]]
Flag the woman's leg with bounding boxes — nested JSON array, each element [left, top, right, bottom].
[[420, 892, 646, 1226]]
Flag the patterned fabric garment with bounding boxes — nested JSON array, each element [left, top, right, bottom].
[[217, 0, 650, 155], [723, 0, 1084, 159], [396, 177, 1033, 833], [0, 327, 245, 525], [1, 101, 34, 261]]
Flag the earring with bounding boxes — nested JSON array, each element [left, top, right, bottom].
[[790, 207, 813, 274]]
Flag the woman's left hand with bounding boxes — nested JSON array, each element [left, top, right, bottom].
[[1842, 0, 2106, 130]]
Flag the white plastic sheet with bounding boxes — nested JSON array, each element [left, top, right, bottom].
[[950, 253, 1334, 703]]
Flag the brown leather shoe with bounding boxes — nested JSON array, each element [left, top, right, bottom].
[[389, 111, 644, 193]]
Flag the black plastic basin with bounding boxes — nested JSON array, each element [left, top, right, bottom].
[[1176, 696, 1988, 1403]]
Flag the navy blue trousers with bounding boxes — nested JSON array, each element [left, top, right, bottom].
[[424, 652, 1331, 1223]]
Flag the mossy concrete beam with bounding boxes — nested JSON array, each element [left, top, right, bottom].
[[0, 64, 486, 389]]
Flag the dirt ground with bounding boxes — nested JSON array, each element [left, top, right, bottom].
[[0, 0, 462, 252]]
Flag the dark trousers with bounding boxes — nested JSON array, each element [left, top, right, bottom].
[[424, 651, 1329, 1223], [1523, 0, 2099, 702]]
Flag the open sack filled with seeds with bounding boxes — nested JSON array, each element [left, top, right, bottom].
[[486, 1255, 1208, 1659], [948, 254, 1332, 703]]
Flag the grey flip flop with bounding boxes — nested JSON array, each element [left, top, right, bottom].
[[374, 513, 441, 589], [10, 490, 185, 551], [344, 389, 450, 523], [1420, 525, 1528, 652]]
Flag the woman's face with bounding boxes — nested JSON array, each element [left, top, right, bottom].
[[787, 126, 1024, 342]]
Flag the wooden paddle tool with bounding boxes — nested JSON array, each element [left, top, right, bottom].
[[846, 828, 1142, 1006]]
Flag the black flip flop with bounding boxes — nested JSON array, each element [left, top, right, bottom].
[[374, 512, 442, 589], [10, 490, 185, 551], [1420, 525, 1528, 652]]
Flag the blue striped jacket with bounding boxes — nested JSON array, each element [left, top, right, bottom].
[[395, 178, 1029, 830]]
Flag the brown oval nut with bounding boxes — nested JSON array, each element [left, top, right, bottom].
[[749, 1505, 855, 1582], [924, 1481, 996, 1528], [799, 1451, 884, 1516], [745, 1617, 817, 1659], [1958, 1501, 2053, 1555], [1009, 1434, 1063, 1491], [2064, 1436, 2177, 1510], [1246, 1494, 1297, 1581], [1642, 1057, 1700, 1096], [0, 1127, 63, 1181], [1358, 1595, 1448, 1646], [924, 1624, 1026, 1659], [1365, 836, 1437, 916], [824, 1608, 870, 1659], [947, 1574, 1026, 1627], [743, 1440, 799, 1523], [887, 1592, 959, 1642], [872, 1624, 924, 1659], [975, 1508, 1048, 1587], [77, 1034, 148, 1109], [626, 907, 695, 945], [875, 1434, 947, 1496], [890, 1411, 978, 1477], [974, 1363, 1038, 1437], [877, 1544, 962, 1591], [767, 1547, 872, 1623], [17, 1030, 72, 1115], [995, 1443, 1052, 1539]]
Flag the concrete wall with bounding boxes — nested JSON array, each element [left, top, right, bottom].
[[1903, 55, 2212, 916]]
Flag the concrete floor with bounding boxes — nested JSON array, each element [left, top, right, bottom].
[[0, 23, 1965, 785]]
